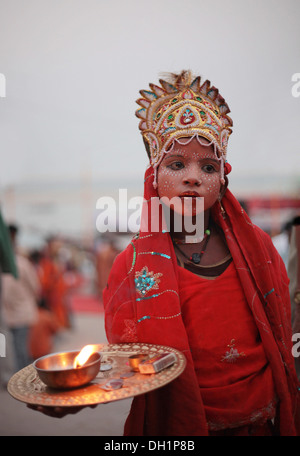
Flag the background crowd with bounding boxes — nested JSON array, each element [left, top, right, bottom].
[[0, 215, 122, 386], [0, 207, 299, 387]]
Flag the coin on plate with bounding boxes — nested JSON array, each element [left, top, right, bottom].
[[100, 363, 112, 372]]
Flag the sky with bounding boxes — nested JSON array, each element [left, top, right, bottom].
[[0, 0, 299, 243], [0, 0, 299, 183]]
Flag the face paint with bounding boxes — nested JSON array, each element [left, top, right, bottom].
[[157, 137, 222, 216]]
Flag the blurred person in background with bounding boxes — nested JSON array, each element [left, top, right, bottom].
[[1, 224, 39, 372], [38, 237, 70, 329], [0, 212, 18, 386], [27, 249, 61, 360], [272, 219, 294, 269], [96, 234, 120, 298], [28, 297, 60, 361]]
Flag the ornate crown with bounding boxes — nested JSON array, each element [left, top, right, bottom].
[[136, 71, 233, 172]]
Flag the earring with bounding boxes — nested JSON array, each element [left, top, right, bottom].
[[218, 196, 226, 219]]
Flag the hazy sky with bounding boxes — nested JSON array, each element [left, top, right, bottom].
[[0, 0, 299, 191]]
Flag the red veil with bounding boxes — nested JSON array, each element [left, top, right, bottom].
[[103, 166, 300, 436]]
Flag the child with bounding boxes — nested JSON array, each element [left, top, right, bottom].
[[103, 70, 300, 436]]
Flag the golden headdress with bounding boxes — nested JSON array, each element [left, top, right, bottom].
[[136, 70, 233, 186]]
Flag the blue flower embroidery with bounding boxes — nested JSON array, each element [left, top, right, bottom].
[[135, 266, 162, 297]]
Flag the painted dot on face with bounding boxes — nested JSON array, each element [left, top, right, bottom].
[[157, 137, 222, 214]]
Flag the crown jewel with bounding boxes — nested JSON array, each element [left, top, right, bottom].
[[136, 71, 233, 173]]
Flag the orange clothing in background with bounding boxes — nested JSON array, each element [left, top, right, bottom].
[[29, 308, 60, 360], [39, 257, 69, 328]]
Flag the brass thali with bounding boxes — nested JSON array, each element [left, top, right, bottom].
[[7, 343, 186, 407]]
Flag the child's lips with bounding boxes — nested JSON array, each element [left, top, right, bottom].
[[179, 191, 201, 198]]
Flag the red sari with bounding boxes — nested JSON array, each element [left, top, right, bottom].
[[103, 166, 300, 436], [179, 262, 276, 432]]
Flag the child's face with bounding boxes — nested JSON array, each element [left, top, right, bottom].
[[157, 137, 222, 216]]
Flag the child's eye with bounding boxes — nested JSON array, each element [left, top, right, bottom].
[[168, 161, 184, 170], [202, 164, 217, 173]]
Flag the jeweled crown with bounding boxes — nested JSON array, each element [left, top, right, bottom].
[[136, 71, 233, 170]]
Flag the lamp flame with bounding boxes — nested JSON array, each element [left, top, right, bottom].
[[73, 344, 101, 368]]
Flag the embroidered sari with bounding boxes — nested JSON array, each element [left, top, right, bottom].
[[103, 166, 300, 436], [179, 262, 276, 432]]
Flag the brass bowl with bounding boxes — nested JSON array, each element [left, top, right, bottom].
[[33, 350, 101, 389], [128, 353, 148, 372]]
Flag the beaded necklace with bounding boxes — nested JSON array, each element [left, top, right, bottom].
[[173, 228, 211, 265]]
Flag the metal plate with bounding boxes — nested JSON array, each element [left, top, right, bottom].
[[7, 343, 186, 407]]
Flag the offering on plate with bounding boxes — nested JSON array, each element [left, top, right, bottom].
[[138, 352, 177, 374], [33, 345, 102, 389], [8, 343, 186, 407]]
